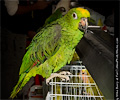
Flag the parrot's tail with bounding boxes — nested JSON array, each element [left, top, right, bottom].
[[10, 73, 26, 99]]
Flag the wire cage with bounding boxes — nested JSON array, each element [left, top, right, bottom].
[[46, 61, 105, 100]]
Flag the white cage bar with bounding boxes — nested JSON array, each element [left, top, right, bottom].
[[46, 61, 105, 100]]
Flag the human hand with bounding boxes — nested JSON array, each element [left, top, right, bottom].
[[27, 31, 36, 39], [33, 0, 52, 10]]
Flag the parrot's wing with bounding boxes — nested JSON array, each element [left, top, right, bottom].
[[19, 23, 62, 75], [36, 7, 65, 33], [44, 10, 62, 26]]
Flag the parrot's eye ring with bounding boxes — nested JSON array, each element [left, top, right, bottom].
[[72, 12, 77, 19]]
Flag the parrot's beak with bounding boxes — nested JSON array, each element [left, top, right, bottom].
[[79, 18, 88, 32]]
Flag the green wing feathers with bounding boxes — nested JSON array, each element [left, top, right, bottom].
[[20, 24, 62, 75], [10, 24, 62, 98]]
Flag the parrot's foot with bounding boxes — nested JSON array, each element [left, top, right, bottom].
[[58, 71, 72, 81], [59, 71, 72, 75], [46, 71, 72, 85]]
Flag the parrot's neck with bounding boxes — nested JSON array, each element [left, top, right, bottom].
[[58, 17, 79, 31], [56, 18, 84, 48], [61, 28, 84, 49]]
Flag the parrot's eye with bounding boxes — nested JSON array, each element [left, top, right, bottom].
[[72, 12, 77, 19]]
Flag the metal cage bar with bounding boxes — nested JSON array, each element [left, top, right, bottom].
[[46, 61, 105, 100]]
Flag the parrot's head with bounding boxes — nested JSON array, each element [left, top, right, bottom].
[[63, 7, 90, 32]]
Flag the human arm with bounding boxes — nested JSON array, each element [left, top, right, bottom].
[[16, 0, 51, 15], [4, 0, 51, 16]]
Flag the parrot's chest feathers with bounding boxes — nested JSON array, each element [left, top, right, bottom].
[[61, 28, 83, 47]]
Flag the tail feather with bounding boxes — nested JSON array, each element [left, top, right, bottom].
[[10, 73, 26, 99], [10, 83, 21, 99]]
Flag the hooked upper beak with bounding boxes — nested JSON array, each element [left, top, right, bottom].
[[79, 18, 88, 32]]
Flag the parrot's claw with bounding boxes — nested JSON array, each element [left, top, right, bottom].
[[61, 78, 70, 82], [46, 72, 71, 85], [59, 71, 72, 82], [59, 71, 72, 75]]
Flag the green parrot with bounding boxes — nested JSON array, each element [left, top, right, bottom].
[[10, 7, 90, 98], [36, 7, 66, 33], [37, 7, 80, 62]]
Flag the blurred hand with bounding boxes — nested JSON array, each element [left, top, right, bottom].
[[33, 0, 52, 10], [27, 31, 36, 39]]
